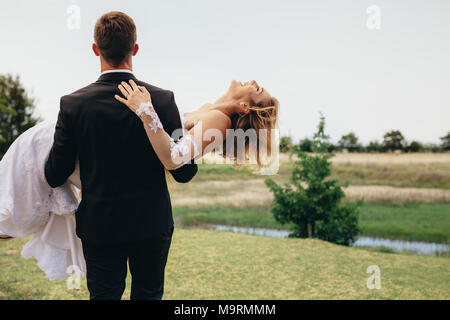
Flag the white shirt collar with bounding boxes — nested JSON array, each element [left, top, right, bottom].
[[100, 69, 133, 76]]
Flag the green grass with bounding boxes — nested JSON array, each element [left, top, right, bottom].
[[362, 246, 397, 254], [174, 205, 285, 229], [2, 154, 447, 299], [1, 229, 449, 299], [174, 202, 450, 243], [191, 163, 259, 181], [358, 202, 450, 243]]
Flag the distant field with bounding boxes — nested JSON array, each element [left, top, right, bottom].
[[169, 178, 450, 207], [187, 152, 450, 189], [1, 229, 449, 299], [173, 202, 450, 243], [329, 152, 450, 166], [167, 153, 450, 244]]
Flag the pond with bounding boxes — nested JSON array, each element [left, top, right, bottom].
[[208, 224, 449, 256]]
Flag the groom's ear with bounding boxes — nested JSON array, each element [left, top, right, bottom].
[[92, 43, 100, 57], [131, 44, 139, 57]]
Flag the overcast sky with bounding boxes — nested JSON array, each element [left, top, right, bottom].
[[0, 0, 449, 144]]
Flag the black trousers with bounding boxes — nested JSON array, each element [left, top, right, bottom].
[[81, 226, 173, 300]]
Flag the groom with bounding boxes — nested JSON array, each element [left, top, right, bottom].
[[44, 11, 198, 300]]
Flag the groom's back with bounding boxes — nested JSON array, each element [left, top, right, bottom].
[[52, 72, 196, 245], [65, 73, 171, 195]]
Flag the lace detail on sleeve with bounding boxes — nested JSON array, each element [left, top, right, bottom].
[[168, 133, 200, 169], [136, 102, 163, 133], [136, 101, 200, 169]]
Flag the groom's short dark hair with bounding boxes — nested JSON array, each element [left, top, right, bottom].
[[94, 12, 136, 67]]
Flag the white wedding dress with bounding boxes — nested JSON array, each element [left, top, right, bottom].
[[0, 121, 86, 281]]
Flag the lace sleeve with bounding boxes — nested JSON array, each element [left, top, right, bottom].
[[136, 102, 200, 169]]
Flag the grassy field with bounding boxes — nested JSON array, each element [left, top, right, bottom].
[[173, 202, 450, 243], [167, 152, 450, 245], [189, 152, 450, 189], [169, 177, 450, 208], [1, 229, 449, 300], [1, 153, 449, 300]]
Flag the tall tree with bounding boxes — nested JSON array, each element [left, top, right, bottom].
[[440, 132, 450, 151], [406, 141, 424, 153], [338, 132, 361, 152], [0, 74, 40, 158], [366, 140, 382, 152], [382, 130, 405, 151]]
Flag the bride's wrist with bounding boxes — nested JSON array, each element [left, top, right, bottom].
[[135, 101, 154, 118], [136, 102, 163, 133]]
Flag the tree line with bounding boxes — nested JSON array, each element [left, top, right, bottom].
[[1, 74, 448, 160], [280, 130, 450, 153], [0, 74, 40, 159]]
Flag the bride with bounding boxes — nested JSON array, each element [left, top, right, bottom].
[[0, 79, 278, 280], [115, 79, 279, 169]]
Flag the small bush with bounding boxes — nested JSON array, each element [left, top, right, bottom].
[[265, 113, 362, 246]]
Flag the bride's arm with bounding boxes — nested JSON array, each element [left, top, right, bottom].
[[115, 80, 230, 170]]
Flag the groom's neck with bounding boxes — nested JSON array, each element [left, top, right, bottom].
[[100, 57, 133, 73]]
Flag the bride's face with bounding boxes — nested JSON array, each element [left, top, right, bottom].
[[228, 80, 272, 106]]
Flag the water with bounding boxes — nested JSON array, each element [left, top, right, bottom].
[[353, 236, 449, 255], [209, 224, 449, 256]]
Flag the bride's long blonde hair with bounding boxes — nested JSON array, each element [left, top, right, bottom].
[[222, 97, 279, 167]]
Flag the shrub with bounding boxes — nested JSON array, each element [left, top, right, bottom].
[[279, 136, 293, 153], [265, 113, 362, 246], [298, 137, 313, 152]]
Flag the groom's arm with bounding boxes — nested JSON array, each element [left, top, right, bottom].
[[164, 91, 198, 183], [45, 97, 77, 188]]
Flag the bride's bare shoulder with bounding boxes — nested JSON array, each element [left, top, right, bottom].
[[199, 103, 214, 110], [204, 110, 232, 129]]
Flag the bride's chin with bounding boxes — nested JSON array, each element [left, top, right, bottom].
[[225, 80, 244, 99], [229, 80, 241, 92]]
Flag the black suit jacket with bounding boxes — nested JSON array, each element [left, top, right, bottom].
[[45, 72, 198, 245]]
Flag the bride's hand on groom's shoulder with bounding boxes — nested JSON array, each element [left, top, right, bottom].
[[115, 79, 152, 114]]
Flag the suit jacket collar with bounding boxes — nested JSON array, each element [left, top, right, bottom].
[[96, 72, 138, 83]]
